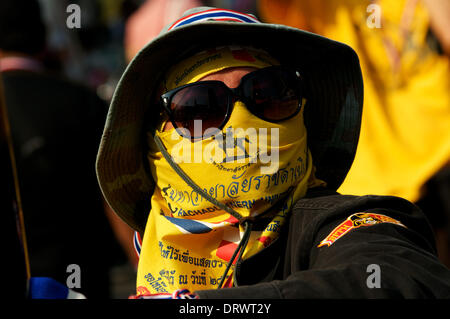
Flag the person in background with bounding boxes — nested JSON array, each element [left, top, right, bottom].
[[258, 0, 450, 267], [0, 0, 125, 298], [124, 0, 203, 63]]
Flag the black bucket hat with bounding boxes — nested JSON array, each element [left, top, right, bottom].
[[96, 7, 364, 233]]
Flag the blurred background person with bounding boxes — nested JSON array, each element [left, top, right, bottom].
[[124, 0, 202, 63], [0, 0, 130, 298], [257, 0, 450, 267], [124, 0, 258, 63]]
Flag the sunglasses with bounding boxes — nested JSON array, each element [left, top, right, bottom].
[[160, 66, 303, 138]]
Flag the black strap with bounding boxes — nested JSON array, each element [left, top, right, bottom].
[[218, 220, 253, 289]]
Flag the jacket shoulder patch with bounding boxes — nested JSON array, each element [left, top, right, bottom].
[[318, 212, 406, 248]]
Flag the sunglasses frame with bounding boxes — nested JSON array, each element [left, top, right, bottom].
[[159, 65, 303, 139]]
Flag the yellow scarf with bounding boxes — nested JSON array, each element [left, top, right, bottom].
[[136, 47, 323, 295]]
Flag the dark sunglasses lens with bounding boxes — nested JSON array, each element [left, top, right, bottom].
[[170, 83, 229, 136], [243, 68, 300, 121]]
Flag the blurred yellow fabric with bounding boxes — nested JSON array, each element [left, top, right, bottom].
[[259, 0, 450, 202]]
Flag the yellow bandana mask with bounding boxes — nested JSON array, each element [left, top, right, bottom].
[[136, 47, 324, 295]]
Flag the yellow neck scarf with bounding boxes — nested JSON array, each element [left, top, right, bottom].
[[136, 47, 323, 295]]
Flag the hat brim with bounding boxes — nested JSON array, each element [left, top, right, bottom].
[[96, 21, 363, 232]]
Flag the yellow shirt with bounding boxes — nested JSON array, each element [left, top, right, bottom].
[[259, 0, 450, 201]]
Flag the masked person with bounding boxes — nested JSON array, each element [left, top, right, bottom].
[[96, 7, 450, 298]]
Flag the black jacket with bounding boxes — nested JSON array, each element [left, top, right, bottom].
[[196, 189, 450, 298], [3, 70, 122, 298]]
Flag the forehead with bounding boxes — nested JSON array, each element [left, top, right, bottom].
[[197, 66, 258, 87], [163, 46, 279, 91]]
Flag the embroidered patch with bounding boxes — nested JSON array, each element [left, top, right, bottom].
[[318, 212, 406, 248]]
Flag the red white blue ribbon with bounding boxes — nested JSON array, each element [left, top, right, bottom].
[[168, 8, 260, 31], [133, 231, 142, 258]]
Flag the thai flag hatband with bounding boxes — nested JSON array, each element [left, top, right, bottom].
[[167, 8, 261, 31]]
